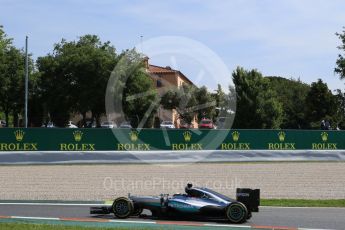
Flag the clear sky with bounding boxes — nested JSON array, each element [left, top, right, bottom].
[[1, 0, 345, 91]]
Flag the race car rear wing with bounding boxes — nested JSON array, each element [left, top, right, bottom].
[[236, 188, 260, 212]]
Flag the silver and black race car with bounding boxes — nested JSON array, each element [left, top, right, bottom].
[[91, 183, 260, 223]]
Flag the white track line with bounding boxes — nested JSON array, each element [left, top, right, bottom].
[[204, 223, 251, 228], [109, 220, 156, 224], [11, 216, 60, 220]]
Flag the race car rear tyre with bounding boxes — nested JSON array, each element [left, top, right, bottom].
[[225, 202, 248, 223], [112, 197, 134, 219]]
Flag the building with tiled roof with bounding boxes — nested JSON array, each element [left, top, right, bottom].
[[144, 57, 197, 128]]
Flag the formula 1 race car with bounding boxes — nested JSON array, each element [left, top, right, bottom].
[[91, 184, 260, 223]]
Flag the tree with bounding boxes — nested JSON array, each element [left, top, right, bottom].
[[213, 84, 233, 119], [107, 50, 159, 128], [335, 28, 345, 81], [161, 84, 198, 125], [333, 89, 345, 129], [0, 25, 12, 52], [214, 84, 226, 110], [28, 71, 45, 127], [36, 54, 72, 126], [195, 86, 216, 121], [0, 43, 33, 126], [267, 77, 310, 129], [256, 79, 284, 129], [232, 67, 260, 128], [70, 35, 117, 124], [232, 67, 284, 129], [122, 54, 158, 127], [305, 79, 337, 128], [37, 35, 117, 126], [0, 25, 13, 124]]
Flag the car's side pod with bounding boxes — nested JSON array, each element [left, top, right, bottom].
[[236, 188, 260, 212]]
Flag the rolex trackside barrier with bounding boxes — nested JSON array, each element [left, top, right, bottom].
[[0, 128, 344, 151], [0, 128, 345, 163]]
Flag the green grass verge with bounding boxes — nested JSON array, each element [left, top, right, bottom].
[[261, 199, 345, 207], [0, 223, 151, 230]]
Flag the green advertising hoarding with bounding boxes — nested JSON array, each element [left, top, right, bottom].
[[0, 128, 344, 151]]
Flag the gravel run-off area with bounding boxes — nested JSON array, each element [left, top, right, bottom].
[[0, 162, 344, 200]]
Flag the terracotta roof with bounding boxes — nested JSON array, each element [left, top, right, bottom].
[[148, 64, 176, 73], [148, 64, 194, 86]]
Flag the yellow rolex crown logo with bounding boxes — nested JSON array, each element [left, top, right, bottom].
[[321, 132, 328, 142], [183, 131, 192, 142], [73, 130, 83, 142], [129, 131, 138, 142], [232, 131, 240, 142], [278, 131, 285, 142], [14, 130, 25, 142]]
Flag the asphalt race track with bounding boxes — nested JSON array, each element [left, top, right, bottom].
[[0, 203, 344, 229]]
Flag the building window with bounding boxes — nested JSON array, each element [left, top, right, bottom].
[[157, 80, 163, 87]]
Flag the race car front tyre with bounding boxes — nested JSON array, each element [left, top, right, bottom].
[[225, 202, 248, 223], [112, 197, 134, 219]]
